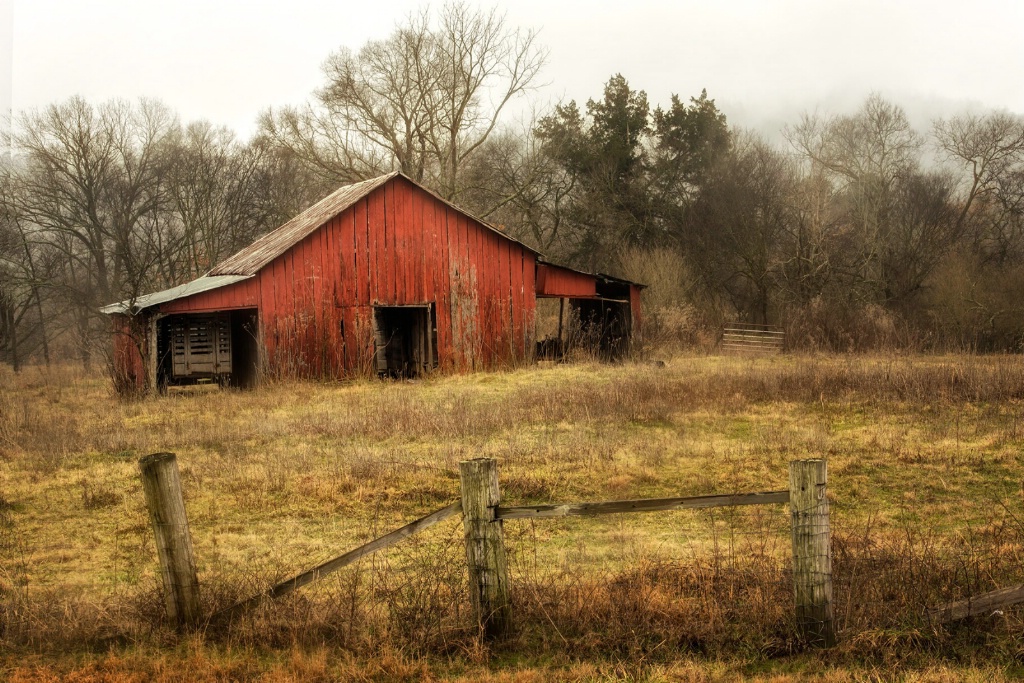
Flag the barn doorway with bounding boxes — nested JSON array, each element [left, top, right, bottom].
[[372, 305, 437, 378], [156, 308, 258, 390], [570, 298, 632, 360]]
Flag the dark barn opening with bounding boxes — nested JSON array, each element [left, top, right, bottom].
[[156, 309, 258, 390], [570, 298, 632, 360], [372, 305, 438, 378], [229, 309, 259, 388]]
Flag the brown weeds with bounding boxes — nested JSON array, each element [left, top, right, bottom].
[[2, 353, 1024, 677]]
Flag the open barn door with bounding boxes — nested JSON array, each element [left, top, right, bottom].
[[156, 309, 258, 389], [372, 304, 437, 378]]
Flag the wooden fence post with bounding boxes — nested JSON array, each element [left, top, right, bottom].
[[789, 458, 835, 647], [459, 457, 511, 638], [139, 452, 201, 629]]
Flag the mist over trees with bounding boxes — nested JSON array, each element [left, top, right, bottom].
[[2, 3, 1023, 370]]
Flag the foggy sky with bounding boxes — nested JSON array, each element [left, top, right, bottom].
[[5, 0, 1024, 145], [1, 0, 11, 155]]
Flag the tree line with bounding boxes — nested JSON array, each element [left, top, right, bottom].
[[2, 4, 1023, 370]]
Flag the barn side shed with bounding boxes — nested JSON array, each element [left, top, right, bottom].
[[535, 261, 645, 359]]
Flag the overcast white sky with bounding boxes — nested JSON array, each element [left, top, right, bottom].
[[2, 0, 1023, 146]]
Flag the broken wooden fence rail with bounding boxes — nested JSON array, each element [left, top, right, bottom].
[[928, 583, 1024, 624], [496, 490, 790, 519], [212, 501, 463, 623]]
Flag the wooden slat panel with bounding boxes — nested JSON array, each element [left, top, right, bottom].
[[368, 187, 384, 305], [403, 179, 415, 301], [450, 207, 464, 369], [463, 207, 475, 369], [358, 197, 372, 306], [257, 270, 273, 363], [629, 284, 643, 332], [721, 325, 785, 356], [384, 180, 397, 304], [497, 238, 511, 361], [272, 256, 285, 362], [436, 199, 452, 369], [296, 233, 316, 375], [535, 263, 598, 298], [393, 180, 406, 304], [523, 252, 536, 358], [489, 232, 502, 364], [422, 189, 436, 313], [328, 212, 343, 374], [477, 219, 487, 365], [510, 244, 524, 358], [158, 278, 258, 314], [169, 313, 232, 377]]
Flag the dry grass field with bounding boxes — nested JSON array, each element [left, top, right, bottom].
[[2, 352, 1024, 681]]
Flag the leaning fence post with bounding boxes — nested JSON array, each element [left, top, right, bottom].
[[139, 452, 201, 629], [789, 458, 835, 647], [459, 457, 511, 638]]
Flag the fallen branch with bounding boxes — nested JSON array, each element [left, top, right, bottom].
[[928, 584, 1024, 623]]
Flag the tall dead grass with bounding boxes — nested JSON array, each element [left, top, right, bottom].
[[2, 354, 1024, 676]]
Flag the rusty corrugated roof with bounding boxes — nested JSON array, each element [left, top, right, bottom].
[[210, 171, 538, 277], [210, 173, 397, 276]]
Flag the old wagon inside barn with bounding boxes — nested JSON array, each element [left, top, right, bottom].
[[102, 172, 643, 393]]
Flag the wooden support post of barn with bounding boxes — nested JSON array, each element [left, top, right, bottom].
[[789, 459, 835, 647], [139, 452, 201, 629], [459, 457, 511, 638], [146, 313, 164, 394], [557, 298, 564, 345]]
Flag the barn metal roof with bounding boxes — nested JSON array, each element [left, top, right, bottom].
[[99, 275, 253, 315], [597, 272, 648, 289], [536, 259, 647, 289], [209, 171, 539, 277]]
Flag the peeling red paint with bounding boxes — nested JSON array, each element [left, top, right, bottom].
[[136, 176, 536, 379]]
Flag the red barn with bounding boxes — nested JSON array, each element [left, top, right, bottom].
[[103, 172, 642, 392]]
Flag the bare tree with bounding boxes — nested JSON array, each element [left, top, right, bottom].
[[11, 97, 177, 363], [777, 163, 838, 307], [458, 121, 575, 252], [261, 3, 546, 202], [690, 133, 796, 323], [785, 95, 951, 304], [0, 167, 54, 369], [934, 111, 1024, 263], [161, 121, 275, 282]]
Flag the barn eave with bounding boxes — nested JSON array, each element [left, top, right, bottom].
[[99, 275, 254, 315]]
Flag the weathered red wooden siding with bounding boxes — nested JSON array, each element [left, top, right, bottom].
[[150, 176, 535, 378], [111, 313, 145, 390], [629, 284, 643, 333], [535, 263, 598, 298]]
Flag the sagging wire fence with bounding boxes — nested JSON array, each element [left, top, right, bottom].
[[138, 455, 834, 645], [4, 452, 1024, 655]]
